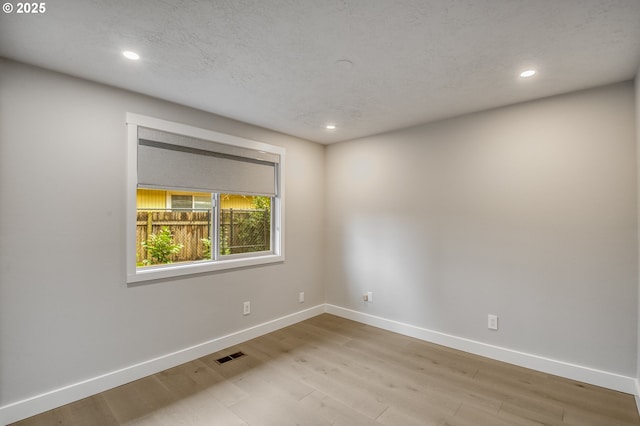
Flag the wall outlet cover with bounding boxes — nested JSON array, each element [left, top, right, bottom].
[[488, 314, 498, 330]]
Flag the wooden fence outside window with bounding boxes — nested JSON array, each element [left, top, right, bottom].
[[136, 209, 270, 265]]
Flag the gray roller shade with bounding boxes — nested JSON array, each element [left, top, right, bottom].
[[137, 127, 279, 196]]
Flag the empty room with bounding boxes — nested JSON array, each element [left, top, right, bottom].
[[2, 1, 640, 425]]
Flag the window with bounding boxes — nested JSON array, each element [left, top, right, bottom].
[[136, 190, 272, 265], [127, 113, 285, 283], [194, 195, 212, 210], [170, 194, 194, 210], [167, 192, 212, 211]]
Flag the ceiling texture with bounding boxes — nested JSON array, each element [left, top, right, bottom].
[[1, 0, 640, 144]]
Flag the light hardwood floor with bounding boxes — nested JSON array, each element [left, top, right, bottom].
[[12, 314, 640, 425]]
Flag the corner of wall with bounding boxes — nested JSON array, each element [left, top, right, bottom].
[[635, 66, 640, 415]]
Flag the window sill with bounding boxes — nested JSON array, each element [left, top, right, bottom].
[[127, 254, 284, 284]]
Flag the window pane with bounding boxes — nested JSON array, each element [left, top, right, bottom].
[[194, 195, 212, 210], [219, 194, 271, 255], [171, 195, 192, 210], [137, 188, 212, 266]]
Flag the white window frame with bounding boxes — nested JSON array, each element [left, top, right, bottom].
[[126, 113, 285, 284]]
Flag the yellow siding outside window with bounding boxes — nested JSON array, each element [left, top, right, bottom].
[[136, 190, 263, 210], [220, 194, 256, 210], [136, 189, 167, 210]]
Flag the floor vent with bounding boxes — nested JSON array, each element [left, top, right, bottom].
[[216, 351, 246, 364]]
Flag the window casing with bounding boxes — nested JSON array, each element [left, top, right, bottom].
[[127, 113, 285, 283]]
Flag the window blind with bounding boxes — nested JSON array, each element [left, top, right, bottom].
[[137, 127, 279, 196]]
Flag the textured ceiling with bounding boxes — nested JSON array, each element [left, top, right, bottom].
[[1, 0, 639, 144]]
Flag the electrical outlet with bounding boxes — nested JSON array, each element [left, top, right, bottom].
[[488, 314, 498, 330], [243, 301, 251, 316], [367, 292, 373, 302], [299, 292, 305, 303]]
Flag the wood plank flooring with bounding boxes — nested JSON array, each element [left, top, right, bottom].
[[12, 314, 640, 425]]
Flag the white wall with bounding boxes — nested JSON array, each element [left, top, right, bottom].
[[325, 82, 638, 377], [0, 59, 325, 408]]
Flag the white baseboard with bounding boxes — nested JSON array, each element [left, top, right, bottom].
[[325, 304, 637, 395], [635, 380, 640, 417], [3, 303, 638, 425], [0, 304, 325, 425]]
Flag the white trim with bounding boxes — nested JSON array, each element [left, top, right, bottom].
[[125, 119, 138, 286], [0, 305, 325, 425], [3, 303, 638, 424], [325, 304, 638, 395], [126, 113, 282, 155], [129, 254, 285, 283], [635, 379, 640, 417], [126, 113, 285, 284]]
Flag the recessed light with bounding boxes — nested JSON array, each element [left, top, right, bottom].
[[123, 51, 140, 60], [326, 124, 336, 130], [520, 69, 536, 78]]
